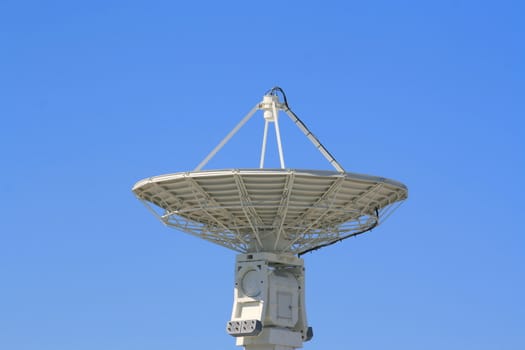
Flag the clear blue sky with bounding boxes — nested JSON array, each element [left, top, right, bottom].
[[1, 1, 524, 349]]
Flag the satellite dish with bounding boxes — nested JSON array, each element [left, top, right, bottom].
[[133, 87, 407, 350]]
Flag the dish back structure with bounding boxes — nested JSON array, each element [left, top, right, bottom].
[[133, 169, 406, 255]]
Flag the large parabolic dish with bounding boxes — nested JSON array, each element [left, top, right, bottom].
[[133, 169, 407, 255], [133, 87, 408, 350]]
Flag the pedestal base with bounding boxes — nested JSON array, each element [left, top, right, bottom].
[[228, 253, 311, 350], [237, 328, 303, 350]]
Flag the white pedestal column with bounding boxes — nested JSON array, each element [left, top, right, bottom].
[[226, 252, 312, 350]]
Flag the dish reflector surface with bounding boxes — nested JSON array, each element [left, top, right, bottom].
[[133, 169, 407, 254]]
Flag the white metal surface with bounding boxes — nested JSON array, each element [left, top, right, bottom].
[[133, 168, 407, 255]]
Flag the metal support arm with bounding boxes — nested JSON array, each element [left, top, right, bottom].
[[195, 88, 345, 173], [195, 105, 259, 171], [283, 108, 345, 173]]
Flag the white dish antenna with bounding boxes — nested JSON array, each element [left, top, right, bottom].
[[133, 87, 407, 350]]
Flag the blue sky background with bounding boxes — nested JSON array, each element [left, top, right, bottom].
[[1, 1, 524, 349]]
